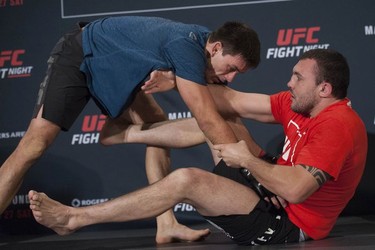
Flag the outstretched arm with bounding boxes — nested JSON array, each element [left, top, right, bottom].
[[207, 84, 276, 123], [143, 71, 269, 145], [142, 70, 277, 123], [176, 76, 238, 145]]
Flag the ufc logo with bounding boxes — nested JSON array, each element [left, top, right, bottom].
[[0, 49, 25, 67], [276, 27, 320, 46], [82, 115, 107, 132]]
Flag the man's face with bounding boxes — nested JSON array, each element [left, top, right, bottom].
[[205, 49, 248, 84], [287, 59, 321, 115]]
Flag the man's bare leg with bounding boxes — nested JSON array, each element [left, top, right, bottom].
[[121, 116, 261, 165], [0, 107, 60, 214], [145, 146, 210, 243], [29, 168, 259, 235], [101, 118, 205, 148], [100, 92, 209, 243], [99, 110, 262, 243]]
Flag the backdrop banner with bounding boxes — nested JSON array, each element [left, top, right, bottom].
[[0, 0, 374, 235]]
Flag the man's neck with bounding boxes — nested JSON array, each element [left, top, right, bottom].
[[310, 98, 341, 118]]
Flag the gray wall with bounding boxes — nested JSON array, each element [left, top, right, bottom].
[[0, 0, 374, 235]]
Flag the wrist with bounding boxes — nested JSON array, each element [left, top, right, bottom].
[[241, 155, 255, 169]]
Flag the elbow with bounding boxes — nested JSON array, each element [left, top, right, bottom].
[[283, 188, 309, 204], [286, 195, 305, 205]]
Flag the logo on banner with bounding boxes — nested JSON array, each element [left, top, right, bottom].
[[0, 49, 33, 79], [71, 197, 109, 207], [174, 203, 196, 212], [71, 111, 192, 145], [168, 111, 192, 120], [266, 26, 330, 59], [0, 131, 25, 140], [364, 25, 375, 35], [71, 114, 106, 145], [1, 193, 32, 221], [0, 0, 24, 8]]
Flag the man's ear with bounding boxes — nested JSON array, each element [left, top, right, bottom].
[[319, 82, 333, 97], [211, 42, 223, 56]]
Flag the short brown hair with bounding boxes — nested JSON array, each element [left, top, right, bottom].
[[209, 21, 261, 69]]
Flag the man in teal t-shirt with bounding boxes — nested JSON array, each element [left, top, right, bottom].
[[81, 16, 211, 117]]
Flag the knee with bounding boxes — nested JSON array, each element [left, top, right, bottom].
[[98, 119, 128, 146], [168, 168, 204, 192], [145, 111, 167, 123]]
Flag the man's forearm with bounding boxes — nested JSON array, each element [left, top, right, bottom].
[[199, 117, 238, 145]]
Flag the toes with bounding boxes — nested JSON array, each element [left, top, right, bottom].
[[30, 203, 41, 211], [28, 190, 36, 199], [29, 197, 41, 206], [29, 191, 47, 203], [29, 190, 40, 201]]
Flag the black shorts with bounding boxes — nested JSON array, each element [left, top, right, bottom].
[[203, 160, 302, 246], [32, 22, 90, 131]]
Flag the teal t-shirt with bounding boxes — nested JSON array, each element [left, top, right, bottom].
[[80, 16, 210, 118]]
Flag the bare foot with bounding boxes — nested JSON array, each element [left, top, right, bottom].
[[156, 222, 210, 244], [28, 190, 77, 235]]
